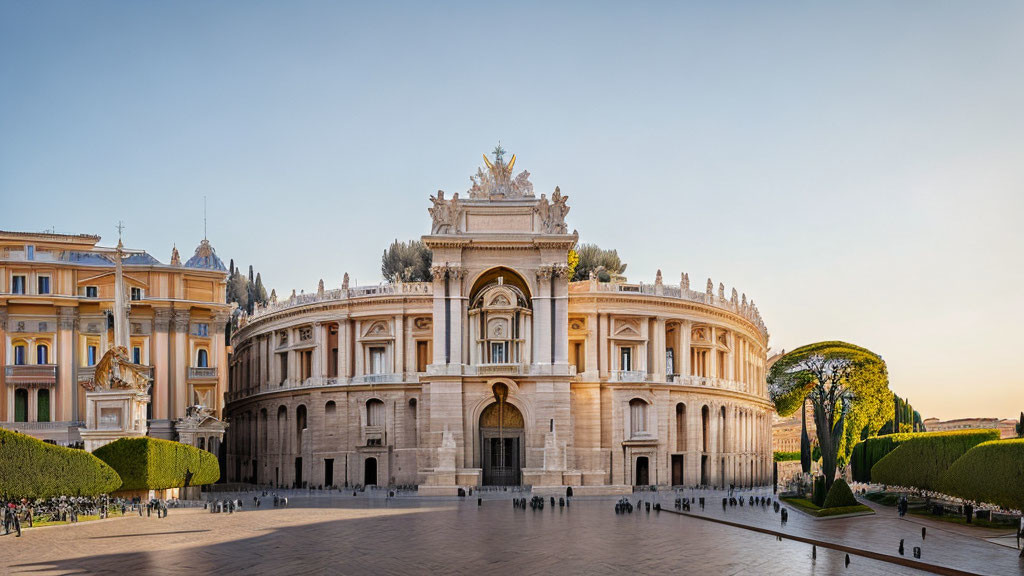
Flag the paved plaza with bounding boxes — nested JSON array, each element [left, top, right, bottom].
[[2, 491, 1021, 575]]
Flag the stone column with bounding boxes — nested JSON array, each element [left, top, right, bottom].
[[213, 312, 229, 416], [394, 314, 404, 377], [57, 307, 77, 422], [552, 266, 569, 366], [172, 311, 190, 420], [533, 267, 552, 365], [152, 309, 171, 420], [680, 321, 691, 378], [598, 314, 609, 378], [337, 319, 349, 380], [652, 317, 666, 381], [431, 267, 446, 365], [584, 313, 598, 377]]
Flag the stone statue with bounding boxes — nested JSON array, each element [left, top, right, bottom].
[[681, 273, 689, 291], [170, 245, 181, 266], [718, 282, 725, 300], [342, 272, 350, 291], [429, 190, 462, 234], [469, 144, 535, 199], [655, 269, 663, 285], [317, 279, 324, 296], [82, 345, 151, 392], [706, 278, 714, 296], [549, 187, 570, 233]]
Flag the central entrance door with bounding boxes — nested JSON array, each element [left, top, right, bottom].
[[479, 398, 524, 486]]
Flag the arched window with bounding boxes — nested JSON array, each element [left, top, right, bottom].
[[325, 400, 336, 416], [36, 344, 49, 365], [675, 403, 686, 452], [629, 399, 648, 438], [37, 389, 50, 423], [469, 267, 532, 366], [701, 405, 710, 452], [406, 398, 418, 445], [296, 405, 307, 452], [719, 406, 726, 452], [197, 349, 209, 368], [13, 343, 26, 366], [366, 399, 384, 427]]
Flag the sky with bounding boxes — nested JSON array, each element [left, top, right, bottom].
[[1, 1, 1022, 420]]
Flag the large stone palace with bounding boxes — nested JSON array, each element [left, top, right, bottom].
[[0, 230, 231, 446], [225, 149, 773, 493]]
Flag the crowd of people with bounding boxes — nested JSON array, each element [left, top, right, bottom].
[[1, 496, 178, 537]]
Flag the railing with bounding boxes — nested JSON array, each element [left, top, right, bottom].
[[350, 373, 402, 385], [242, 281, 433, 324], [4, 364, 58, 384], [188, 366, 219, 379], [363, 425, 384, 445], [568, 279, 768, 337], [611, 370, 647, 382], [0, 421, 83, 431], [474, 363, 524, 376]]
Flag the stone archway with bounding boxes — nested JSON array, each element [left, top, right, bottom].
[[479, 389, 525, 486]]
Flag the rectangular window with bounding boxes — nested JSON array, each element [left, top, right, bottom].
[[620, 347, 632, 371], [490, 342, 508, 364], [37, 276, 50, 294], [87, 345, 98, 366], [26, 245, 35, 260], [133, 346, 142, 364], [14, 346, 26, 365], [85, 286, 98, 298], [12, 275, 26, 294], [130, 287, 142, 300], [194, 323, 209, 337], [416, 341, 429, 372], [370, 347, 386, 374]]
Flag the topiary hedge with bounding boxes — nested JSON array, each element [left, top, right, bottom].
[[0, 428, 121, 498], [94, 437, 219, 491], [850, 432, 926, 483], [773, 451, 800, 462], [811, 475, 826, 507], [939, 439, 1024, 511], [823, 478, 858, 508], [870, 429, 999, 491]]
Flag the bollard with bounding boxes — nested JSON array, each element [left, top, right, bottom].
[[922, 527, 926, 539], [845, 554, 850, 568], [812, 545, 816, 559], [478, 498, 482, 506], [898, 539, 904, 555]]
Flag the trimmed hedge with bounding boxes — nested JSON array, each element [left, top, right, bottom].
[[870, 429, 999, 491], [0, 429, 121, 498], [850, 432, 924, 483], [94, 437, 219, 491], [823, 478, 858, 508], [773, 451, 800, 462], [939, 439, 1024, 511]]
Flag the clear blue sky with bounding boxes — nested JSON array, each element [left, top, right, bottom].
[[2, 1, 1022, 420]]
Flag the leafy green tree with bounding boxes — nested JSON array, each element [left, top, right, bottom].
[[1016, 412, 1024, 438], [571, 243, 627, 282], [381, 239, 432, 282], [254, 273, 268, 304], [769, 341, 890, 492], [227, 270, 249, 312]]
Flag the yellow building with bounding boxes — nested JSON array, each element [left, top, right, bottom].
[[0, 230, 231, 444]]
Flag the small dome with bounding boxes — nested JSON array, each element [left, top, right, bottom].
[[184, 239, 226, 271]]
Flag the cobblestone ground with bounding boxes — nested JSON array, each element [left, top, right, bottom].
[[0, 491, 1019, 575]]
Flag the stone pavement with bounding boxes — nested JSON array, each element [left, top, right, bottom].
[[642, 488, 1024, 576], [0, 492, 1019, 575]]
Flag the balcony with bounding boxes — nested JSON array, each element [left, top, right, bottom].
[[474, 363, 524, 376], [363, 425, 384, 446], [4, 365, 57, 386], [611, 370, 647, 382], [188, 366, 219, 380], [350, 373, 402, 385]]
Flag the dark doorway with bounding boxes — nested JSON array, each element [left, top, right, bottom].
[[700, 455, 709, 486], [294, 457, 303, 488], [479, 397, 525, 486], [671, 454, 684, 486], [364, 457, 378, 485], [325, 458, 334, 487], [252, 459, 257, 484], [635, 456, 650, 486]]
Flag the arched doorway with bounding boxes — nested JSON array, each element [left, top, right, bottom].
[[479, 386, 525, 486], [364, 457, 377, 486], [635, 456, 650, 486]]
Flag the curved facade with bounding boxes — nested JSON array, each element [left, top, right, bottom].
[[225, 151, 773, 492]]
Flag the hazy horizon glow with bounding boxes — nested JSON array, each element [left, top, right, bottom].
[[2, 1, 1021, 420]]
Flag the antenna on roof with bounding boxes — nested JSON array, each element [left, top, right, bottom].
[[203, 196, 208, 240], [116, 220, 125, 245]]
